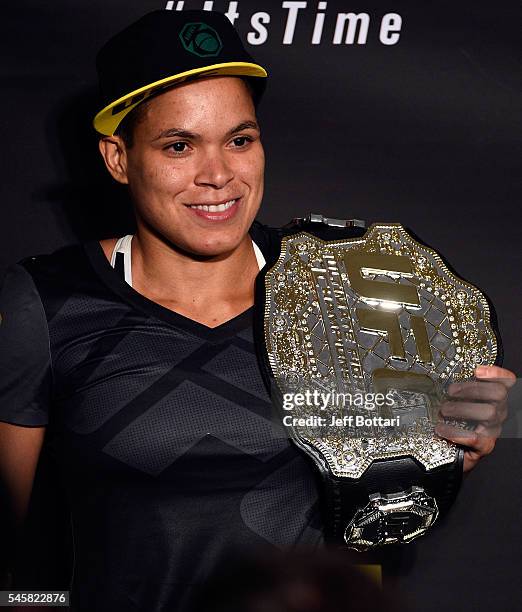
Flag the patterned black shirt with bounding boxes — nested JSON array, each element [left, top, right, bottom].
[[0, 222, 323, 611]]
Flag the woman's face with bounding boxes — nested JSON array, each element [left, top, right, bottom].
[[107, 76, 265, 258]]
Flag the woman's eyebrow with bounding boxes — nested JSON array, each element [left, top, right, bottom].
[[153, 127, 198, 141], [153, 121, 260, 141], [226, 121, 260, 136]]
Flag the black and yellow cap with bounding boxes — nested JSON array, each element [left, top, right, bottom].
[[94, 10, 268, 136]]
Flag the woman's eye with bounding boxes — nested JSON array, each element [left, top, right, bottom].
[[232, 136, 251, 147], [168, 142, 188, 153]]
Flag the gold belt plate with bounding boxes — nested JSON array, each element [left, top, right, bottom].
[[264, 224, 498, 479]]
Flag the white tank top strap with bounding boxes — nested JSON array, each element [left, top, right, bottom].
[[110, 234, 265, 288], [252, 240, 266, 270], [110, 234, 133, 286]]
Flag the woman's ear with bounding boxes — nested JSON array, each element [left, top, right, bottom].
[[98, 136, 129, 185]]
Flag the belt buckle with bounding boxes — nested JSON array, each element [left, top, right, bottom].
[[344, 486, 439, 551]]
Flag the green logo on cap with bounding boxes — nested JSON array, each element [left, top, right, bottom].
[[179, 22, 223, 58]]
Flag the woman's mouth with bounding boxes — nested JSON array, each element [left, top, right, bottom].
[[185, 198, 240, 221]]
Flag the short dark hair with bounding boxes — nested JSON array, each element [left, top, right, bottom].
[[114, 76, 259, 149], [114, 102, 147, 149]]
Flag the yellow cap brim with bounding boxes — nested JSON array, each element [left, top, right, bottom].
[[93, 61, 267, 136]]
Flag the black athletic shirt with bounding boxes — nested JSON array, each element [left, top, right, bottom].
[[0, 222, 323, 611]]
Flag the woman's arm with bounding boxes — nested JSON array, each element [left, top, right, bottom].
[[0, 423, 46, 526]]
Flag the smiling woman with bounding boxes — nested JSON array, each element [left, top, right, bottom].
[[0, 11, 323, 612], [98, 76, 265, 265], [2, 1, 522, 612]]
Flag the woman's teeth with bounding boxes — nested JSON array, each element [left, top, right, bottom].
[[189, 199, 237, 212]]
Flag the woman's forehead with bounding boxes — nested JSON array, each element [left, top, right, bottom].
[[136, 77, 257, 133]]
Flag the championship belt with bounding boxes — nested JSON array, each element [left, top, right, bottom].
[[256, 217, 500, 551]]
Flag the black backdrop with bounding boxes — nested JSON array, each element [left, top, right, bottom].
[[1, 1, 521, 610]]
